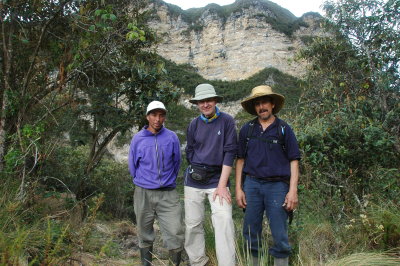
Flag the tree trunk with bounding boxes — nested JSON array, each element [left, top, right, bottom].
[[85, 128, 120, 174], [0, 12, 14, 171]]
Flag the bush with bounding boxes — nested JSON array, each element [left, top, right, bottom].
[[342, 202, 400, 250], [40, 145, 134, 219], [295, 108, 399, 218], [92, 158, 134, 219], [0, 176, 73, 264]]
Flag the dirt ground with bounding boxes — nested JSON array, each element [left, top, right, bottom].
[[63, 220, 190, 265]]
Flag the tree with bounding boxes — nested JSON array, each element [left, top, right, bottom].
[[68, 2, 179, 172], [323, 0, 400, 142], [0, 0, 180, 200], [0, 0, 81, 199], [295, 0, 400, 215]]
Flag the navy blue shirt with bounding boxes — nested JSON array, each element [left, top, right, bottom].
[[185, 112, 237, 188], [238, 117, 301, 179]]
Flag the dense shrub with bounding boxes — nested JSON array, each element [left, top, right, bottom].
[[40, 145, 134, 219]]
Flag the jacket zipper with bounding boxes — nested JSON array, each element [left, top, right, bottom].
[[162, 149, 165, 170], [154, 135, 162, 186]]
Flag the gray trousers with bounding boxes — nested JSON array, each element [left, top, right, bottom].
[[134, 186, 184, 250]]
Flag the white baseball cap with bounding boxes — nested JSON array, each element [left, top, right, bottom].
[[146, 101, 167, 115]]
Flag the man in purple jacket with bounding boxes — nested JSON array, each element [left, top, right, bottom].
[[184, 84, 237, 266], [128, 101, 183, 266]]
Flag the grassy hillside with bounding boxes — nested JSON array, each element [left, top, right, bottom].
[[163, 58, 302, 111]]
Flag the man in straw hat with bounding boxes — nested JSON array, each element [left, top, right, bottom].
[[128, 101, 184, 266], [184, 84, 237, 266], [235, 85, 301, 266]]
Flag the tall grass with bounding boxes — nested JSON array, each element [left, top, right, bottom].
[[203, 210, 276, 266], [0, 179, 71, 264], [0, 175, 108, 264], [198, 189, 400, 266], [325, 252, 400, 266], [234, 220, 274, 266]]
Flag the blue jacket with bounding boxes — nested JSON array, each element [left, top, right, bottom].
[[128, 126, 181, 189]]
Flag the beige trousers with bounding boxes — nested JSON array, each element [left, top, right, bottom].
[[184, 186, 235, 266]]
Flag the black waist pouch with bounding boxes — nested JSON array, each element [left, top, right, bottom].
[[188, 164, 222, 184]]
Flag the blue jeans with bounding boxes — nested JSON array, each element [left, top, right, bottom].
[[243, 176, 291, 258]]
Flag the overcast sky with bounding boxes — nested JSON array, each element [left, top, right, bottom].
[[162, 0, 326, 17]]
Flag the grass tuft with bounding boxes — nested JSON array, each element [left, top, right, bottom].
[[325, 252, 400, 266]]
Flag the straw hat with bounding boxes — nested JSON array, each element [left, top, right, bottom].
[[241, 85, 285, 115], [189, 84, 223, 104]]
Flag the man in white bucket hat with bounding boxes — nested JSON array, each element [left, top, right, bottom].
[[184, 84, 237, 266], [128, 101, 184, 266], [235, 85, 301, 266]]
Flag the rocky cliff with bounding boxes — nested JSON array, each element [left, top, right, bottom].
[[147, 0, 325, 81]]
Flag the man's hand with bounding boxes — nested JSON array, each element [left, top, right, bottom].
[[283, 190, 298, 211], [213, 186, 232, 205], [235, 188, 247, 209]]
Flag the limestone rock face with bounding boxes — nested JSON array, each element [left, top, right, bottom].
[[147, 1, 324, 81]]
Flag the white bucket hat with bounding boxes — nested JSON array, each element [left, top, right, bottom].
[[146, 101, 167, 115], [189, 84, 223, 104]]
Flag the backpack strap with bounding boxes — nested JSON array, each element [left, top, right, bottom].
[[244, 118, 257, 159], [277, 118, 287, 152], [241, 118, 257, 189], [248, 118, 288, 154]]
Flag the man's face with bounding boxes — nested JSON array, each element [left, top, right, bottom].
[[146, 109, 166, 133], [197, 98, 217, 118], [254, 97, 275, 121]]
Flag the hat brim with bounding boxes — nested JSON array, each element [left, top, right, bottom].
[[189, 95, 223, 104], [146, 108, 167, 115], [241, 93, 285, 115]]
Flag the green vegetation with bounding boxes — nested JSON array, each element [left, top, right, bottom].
[[0, 0, 179, 262], [0, 0, 181, 201], [163, 58, 302, 105], [164, 102, 198, 143], [1, 0, 399, 265]]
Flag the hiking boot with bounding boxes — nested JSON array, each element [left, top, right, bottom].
[[168, 248, 182, 265], [274, 257, 289, 266], [140, 246, 153, 266], [252, 256, 259, 266]]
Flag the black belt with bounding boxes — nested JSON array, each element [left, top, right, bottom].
[[151, 187, 175, 191], [247, 175, 290, 184]]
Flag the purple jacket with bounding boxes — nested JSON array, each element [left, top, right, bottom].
[[128, 126, 181, 189]]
